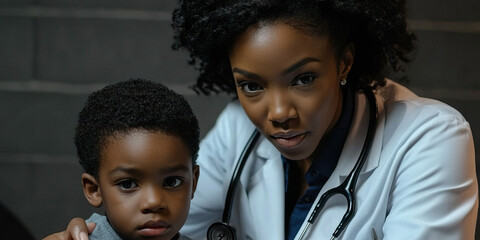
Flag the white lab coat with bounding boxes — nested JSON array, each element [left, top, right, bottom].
[[181, 80, 478, 240]]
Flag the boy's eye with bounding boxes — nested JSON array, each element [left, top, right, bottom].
[[163, 177, 184, 188], [293, 73, 317, 86], [237, 81, 263, 94], [117, 179, 138, 190]]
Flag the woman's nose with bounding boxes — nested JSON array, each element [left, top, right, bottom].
[[140, 186, 166, 213], [267, 93, 297, 126]]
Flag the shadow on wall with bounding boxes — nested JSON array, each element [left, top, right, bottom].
[[0, 202, 35, 240]]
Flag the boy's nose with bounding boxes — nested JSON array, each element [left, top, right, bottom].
[[140, 186, 167, 213]]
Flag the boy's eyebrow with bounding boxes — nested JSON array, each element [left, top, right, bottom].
[[160, 164, 190, 174], [109, 167, 141, 176], [109, 164, 191, 176]]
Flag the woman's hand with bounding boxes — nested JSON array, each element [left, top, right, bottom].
[[42, 218, 95, 240]]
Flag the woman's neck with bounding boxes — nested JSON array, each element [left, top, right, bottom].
[[294, 158, 313, 195]]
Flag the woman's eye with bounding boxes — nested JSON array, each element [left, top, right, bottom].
[[238, 82, 263, 93], [164, 177, 184, 188], [117, 179, 138, 190], [293, 74, 316, 86]]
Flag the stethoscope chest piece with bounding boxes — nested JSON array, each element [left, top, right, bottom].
[[207, 222, 237, 240]]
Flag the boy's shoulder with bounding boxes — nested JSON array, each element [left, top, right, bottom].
[[85, 213, 186, 240], [85, 213, 122, 240]]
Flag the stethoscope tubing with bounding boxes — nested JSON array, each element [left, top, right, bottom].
[[207, 130, 261, 240], [222, 129, 261, 223], [208, 87, 378, 240], [298, 87, 378, 240]]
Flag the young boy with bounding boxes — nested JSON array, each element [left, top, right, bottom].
[[76, 79, 200, 240]]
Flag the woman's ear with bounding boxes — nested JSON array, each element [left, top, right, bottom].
[[340, 43, 355, 77], [81, 173, 103, 207], [191, 165, 200, 199]]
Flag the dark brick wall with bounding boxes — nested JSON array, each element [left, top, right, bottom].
[[0, 0, 479, 238]]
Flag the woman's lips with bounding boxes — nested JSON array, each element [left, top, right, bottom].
[[271, 132, 307, 149]]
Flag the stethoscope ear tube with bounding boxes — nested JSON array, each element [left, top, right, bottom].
[[206, 130, 261, 240]]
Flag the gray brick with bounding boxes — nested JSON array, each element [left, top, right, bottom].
[[36, 18, 196, 84], [0, 157, 98, 239], [0, 17, 34, 80], [408, 0, 480, 21], [0, 91, 84, 154], [406, 31, 480, 89], [0, 0, 34, 7], [37, 0, 177, 10]]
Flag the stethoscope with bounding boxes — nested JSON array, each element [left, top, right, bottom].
[[207, 87, 378, 240]]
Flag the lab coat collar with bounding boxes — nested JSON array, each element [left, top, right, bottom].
[[245, 136, 285, 239], [337, 89, 385, 177], [256, 134, 280, 160]]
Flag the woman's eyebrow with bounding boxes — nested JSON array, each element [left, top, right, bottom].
[[231, 68, 260, 79], [232, 57, 321, 79], [282, 57, 321, 75]]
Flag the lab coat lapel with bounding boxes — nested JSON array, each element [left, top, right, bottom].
[[245, 137, 285, 240], [337, 90, 385, 179]]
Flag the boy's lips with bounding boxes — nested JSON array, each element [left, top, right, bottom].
[[138, 220, 170, 237]]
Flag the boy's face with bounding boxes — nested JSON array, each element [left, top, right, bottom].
[[94, 129, 199, 240]]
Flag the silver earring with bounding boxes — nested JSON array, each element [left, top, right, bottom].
[[340, 76, 347, 86]]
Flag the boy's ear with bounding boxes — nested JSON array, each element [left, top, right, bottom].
[[191, 165, 200, 199], [81, 173, 103, 207]]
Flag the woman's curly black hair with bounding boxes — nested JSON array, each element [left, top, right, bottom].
[[172, 0, 416, 94], [75, 79, 200, 177]]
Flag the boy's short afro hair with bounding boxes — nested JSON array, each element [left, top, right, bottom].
[[75, 79, 200, 177]]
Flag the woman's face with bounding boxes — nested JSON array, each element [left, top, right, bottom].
[[229, 22, 352, 161]]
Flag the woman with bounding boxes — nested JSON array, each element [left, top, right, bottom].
[[46, 0, 478, 239]]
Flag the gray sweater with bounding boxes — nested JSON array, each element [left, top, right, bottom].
[[85, 213, 183, 240], [85, 213, 122, 240]]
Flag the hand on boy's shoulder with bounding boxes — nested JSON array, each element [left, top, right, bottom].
[[42, 231, 65, 240], [42, 218, 96, 240]]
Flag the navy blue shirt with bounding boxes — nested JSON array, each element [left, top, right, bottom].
[[283, 87, 354, 240]]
